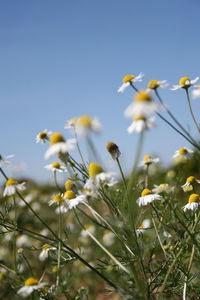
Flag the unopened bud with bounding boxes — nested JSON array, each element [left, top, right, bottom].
[[106, 142, 121, 160]]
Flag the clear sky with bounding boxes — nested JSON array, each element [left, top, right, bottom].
[[1, 0, 200, 183]]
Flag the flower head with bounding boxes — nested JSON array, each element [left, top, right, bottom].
[[136, 219, 151, 235], [35, 129, 52, 144], [147, 80, 168, 90], [0, 154, 14, 166], [181, 176, 200, 192], [106, 142, 121, 160], [118, 73, 144, 93], [136, 189, 162, 207], [64, 117, 78, 129], [17, 277, 47, 297], [127, 115, 156, 133], [192, 84, 200, 99], [44, 162, 67, 172], [182, 193, 200, 211], [152, 183, 174, 194], [39, 244, 56, 261], [139, 155, 160, 168], [171, 76, 199, 90], [65, 180, 76, 190], [48, 194, 64, 206], [76, 116, 101, 136], [173, 147, 193, 161], [3, 178, 26, 197]]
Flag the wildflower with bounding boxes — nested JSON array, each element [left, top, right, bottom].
[[136, 219, 151, 235], [0, 154, 14, 166], [127, 115, 156, 133], [39, 244, 57, 261], [173, 147, 193, 160], [48, 194, 63, 206], [136, 188, 162, 207], [64, 190, 87, 210], [64, 117, 78, 129], [182, 193, 200, 212], [139, 155, 159, 168], [181, 176, 200, 192], [3, 178, 26, 197], [80, 224, 96, 238], [102, 230, 115, 246], [152, 183, 174, 194], [65, 180, 76, 190], [171, 76, 199, 91], [35, 129, 52, 144], [75, 115, 101, 136], [44, 162, 67, 172], [147, 80, 168, 90], [17, 277, 47, 297], [44, 132, 76, 160], [124, 90, 158, 118], [192, 84, 200, 99], [118, 73, 144, 93], [106, 142, 121, 160]]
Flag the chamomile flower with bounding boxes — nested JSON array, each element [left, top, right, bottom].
[[3, 178, 26, 197], [17, 277, 47, 298], [39, 244, 57, 261], [44, 162, 67, 172], [35, 129, 52, 144], [118, 73, 144, 93], [182, 193, 200, 212], [48, 194, 64, 207], [127, 115, 156, 133], [80, 224, 96, 238], [44, 132, 76, 160], [147, 80, 168, 91], [64, 190, 87, 210], [48, 194, 68, 214], [106, 142, 121, 160], [173, 147, 193, 160], [124, 90, 158, 118], [75, 115, 101, 136], [136, 189, 162, 207], [192, 84, 200, 99], [65, 180, 76, 191], [181, 176, 200, 192], [152, 183, 174, 194], [0, 154, 14, 166], [102, 230, 115, 246], [64, 117, 78, 129], [136, 219, 151, 235], [171, 76, 199, 91], [139, 155, 160, 168]]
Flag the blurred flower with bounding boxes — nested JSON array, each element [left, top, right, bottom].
[[64, 190, 87, 210], [102, 230, 115, 246], [173, 147, 193, 160], [127, 115, 156, 133], [118, 73, 144, 93], [75, 115, 101, 136], [64, 117, 78, 129], [80, 224, 95, 238], [65, 180, 76, 191], [137, 189, 162, 207], [35, 129, 52, 144], [152, 183, 174, 194], [136, 219, 151, 235], [39, 244, 57, 261], [147, 80, 168, 90], [48, 194, 64, 207], [171, 76, 199, 90], [192, 85, 200, 99], [106, 142, 121, 160], [181, 176, 200, 192], [182, 194, 200, 212], [3, 178, 26, 197], [139, 155, 159, 168], [44, 162, 67, 172], [0, 154, 14, 166], [17, 277, 47, 298]]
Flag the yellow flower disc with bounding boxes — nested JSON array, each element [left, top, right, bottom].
[[42, 244, 51, 251], [147, 80, 159, 89], [123, 74, 134, 83], [51, 162, 60, 169], [134, 115, 146, 121], [6, 178, 18, 186], [50, 133, 65, 145], [188, 194, 200, 203], [24, 277, 39, 286], [143, 155, 151, 161], [64, 190, 76, 200], [88, 162, 103, 178], [186, 176, 196, 183], [135, 91, 152, 102], [38, 132, 47, 139], [77, 116, 92, 127], [178, 148, 188, 155], [141, 188, 152, 197], [53, 194, 63, 202], [179, 77, 191, 87], [65, 180, 75, 190]]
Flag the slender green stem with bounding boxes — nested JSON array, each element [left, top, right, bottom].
[[183, 245, 195, 300], [74, 128, 86, 167], [116, 157, 129, 208], [22, 253, 34, 276], [185, 88, 200, 133], [145, 165, 149, 188], [56, 202, 62, 289], [13, 195, 17, 272], [53, 171, 63, 193]]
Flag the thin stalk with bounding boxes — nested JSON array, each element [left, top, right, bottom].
[[183, 245, 195, 300], [74, 128, 86, 167], [86, 134, 104, 166], [116, 157, 129, 208], [145, 165, 149, 188], [185, 88, 200, 133], [56, 202, 62, 289], [13, 195, 17, 272], [151, 215, 167, 259], [22, 253, 34, 276], [53, 171, 63, 193]]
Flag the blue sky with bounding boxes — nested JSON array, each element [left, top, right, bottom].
[[0, 0, 200, 183]]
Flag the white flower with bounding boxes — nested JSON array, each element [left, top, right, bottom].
[[182, 194, 200, 212], [124, 91, 158, 118], [139, 155, 159, 168], [152, 183, 174, 194], [171, 76, 199, 91], [48, 194, 64, 207], [0, 154, 14, 166], [118, 73, 144, 93], [102, 230, 115, 246], [147, 80, 168, 91], [17, 277, 47, 298], [173, 147, 193, 160], [64, 117, 78, 129], [163, 231, 172, 238], [127, 115, 156, 133], [181, 176, 200, 192], [80, 224, 95, 238], [75, 115, 101, 136], [67, 194, 87, 210], [136, 189, 162, 207], [192, 85, 200, 99], [39, 244, 57, 261], [3, 178, 26, 197], [44, 162, 67, 172], [35, 129, 52, 144], [136, 219, 151, 235]]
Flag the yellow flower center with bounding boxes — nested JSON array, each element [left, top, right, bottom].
[[68, 117, 78, 126], [77, 116, 92, 127], [24, 277, 39, 286], [133, 115, 146, 121], [53, 194, 63, 202], [143, 155, 151, 161], [51, 162, 60, 169], [188, 194, 200, 203], [84, 224, 93, 230], [147, 80, 159, 89], [64, 190, 76, 200], [38, 132, 47, 139], [123, 74, 134, 83], [6, 178, 18, 186], [65, 180, 75, 190], [135, 91, 152, 102], [42, 244, 51, 251], [50, 133, 65, 145], [88, 162, 103, 178], [52, 266, 59, 273], [186, 176, 196, 183], [179, 77, 191, 87], [141, 188, 152, 196], [178, 148, 188, 155]]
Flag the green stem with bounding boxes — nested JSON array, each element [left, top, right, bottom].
[[56, 202, 62, 289], [13, 195, 17, 272], [185, 88, 200, 133]]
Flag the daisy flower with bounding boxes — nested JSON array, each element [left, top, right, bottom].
[[44, 132, 76, 160], [0, 154, 14, 166], [75, 115, 101, 136], [80, 224, 95, 238], [127, 115, 156, 133], [182, 193, 200, 212], [65, 180, 76, 191], [152, 183, 174, 194], [136, 219, 151, 235], [106, 142, 121, 160], [117, 73, 144, 93], [39, 244, 57, 261], [171, 76, 199, 91], [3, 178, 26, 197], [44, 162, 67, 172], [48, 194, 68, 214], [173, 147, 193, 160], [64, 117, 78, 129], [181, 176, 200, 192], [17, 277, 47, 298], [139, 155, 160, 168], [147, 80, 168, 91], [63, 190, 87, 210], [35, 129, 52, 144], [102, 230, 115, 246], [136, 188, 162, 207], [192, 84, 200, 99], [124, 90, 158, 118]]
